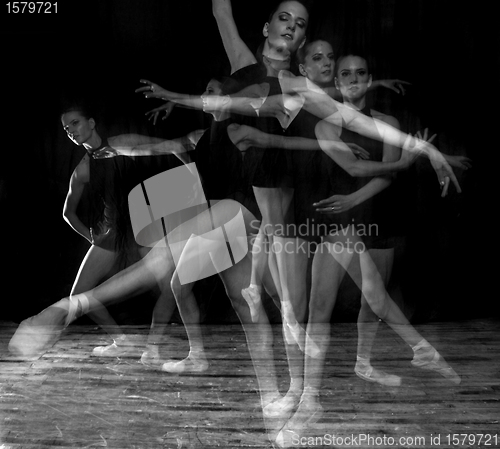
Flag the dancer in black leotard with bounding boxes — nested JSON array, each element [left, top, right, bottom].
[[274, 51, 462, 446], [133, 0, 313, 414], [134, 25, 463, 436], [58, 106, 175, 359], [9, 77, 286, 447], [8, 99, 209, 363]]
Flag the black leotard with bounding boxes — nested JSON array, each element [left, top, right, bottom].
[[287, 106, 398, 248]]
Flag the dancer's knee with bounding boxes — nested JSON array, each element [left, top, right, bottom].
[[361, 282, 387, 317]]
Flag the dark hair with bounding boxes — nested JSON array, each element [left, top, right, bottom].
[[334, 52, 372, 78], [266, 0, 314, 23], [296, 37, 333, 65], [60, 103, 96, 122], [256, 1, 314, 75], [210, 75, 230, 86]]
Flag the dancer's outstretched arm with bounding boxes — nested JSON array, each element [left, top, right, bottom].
[[136, 79, 461, 195], [227, 123, 416, 177], [106, 132, 203, 157], [277, 71, 460, 196], [135, 79, 266, 120]]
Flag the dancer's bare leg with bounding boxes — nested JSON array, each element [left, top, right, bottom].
[[142, 252, 178, 365], [9, 200, 266, 359], [253, 186, 311, 418], [356, 249, 393, 360], [29, 200, 250, 325], [358, 248, 460, 384], [320, 229, 459, 385], [8, 239, 176, 359], [70, 244, 123, 341], [221, 254, 281, 406], [164, 232, 281, 403], [253, 187, 296, 322], [301, 240, 353, 414], [161, 199, 269, 373], [355, 248, 401, 386], [245, 187, 293, 325], [242, 226, 268, 322], [275, 239, 352, 447], [161, 273, 208, 373], [264, 237, 309, 418]]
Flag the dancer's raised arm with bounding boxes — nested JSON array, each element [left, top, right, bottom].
[[212, 0, 257, 73]]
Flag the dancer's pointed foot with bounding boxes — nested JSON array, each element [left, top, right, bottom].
[[411, 345, 461, 385], [140, 345, 162, 367], [274, 427, 298, 449], [92, 336, 134, 357], [162, 354, 208, 374], [241, 285, 262, 323], [263, 391, 301, 419], [275, 397, 323, 448], [291, 396, 324, 429], [8, 317, 62, 360], [354, 361, 402, 387], [8, 297, 79, 360], [261, 391, 281, 410]]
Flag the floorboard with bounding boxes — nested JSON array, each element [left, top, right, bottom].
[[0, 319, 499, 448]]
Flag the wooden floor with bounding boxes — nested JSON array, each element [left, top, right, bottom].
[[0, 319, 499, 449]]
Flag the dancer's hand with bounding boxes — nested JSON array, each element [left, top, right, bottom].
[[313, 194, 357, 214], [415, 128, 436, 146], [411, 129, 461, 196], [135, 79, 171, 100], [145, 102, 176, 125], [346, 143, 370, 160], [426, 145, 461, 196], [379, 79, 411, 95], [442, 154, 472, 171], [416, 130, 471, 171], [399, 129, 435, 169]]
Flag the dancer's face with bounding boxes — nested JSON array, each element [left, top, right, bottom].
[[299, 40, 335, 86], [335, 55, 372, 102], [61, 111, 96, 146], [263, 1, 308, 55], [201, 79, 223, 115]]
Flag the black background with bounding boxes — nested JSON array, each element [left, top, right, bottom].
[[0, 1, 489, 323]]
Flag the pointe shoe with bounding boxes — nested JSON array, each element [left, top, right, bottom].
[[162, 356, 208, 374], [8, 317, 62, 360], [263, 393, 300, 419], [291, 397, 324, 429], [241, 286, 261, 323], [9, 296, 89, 360], [411, 346, 461, 385], [275, 399, 323, 447], [354, 363, 402, 387], [92, 341, 133, 357], [274, 428, 299, 449], [140, 346, 161, 367]]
